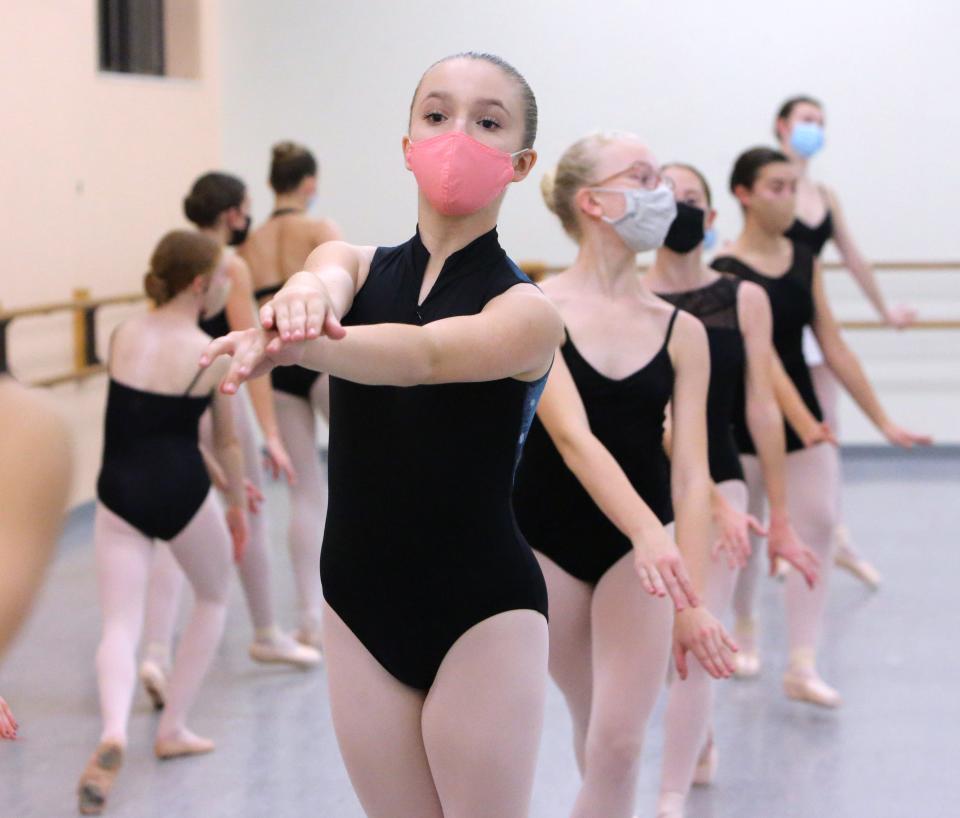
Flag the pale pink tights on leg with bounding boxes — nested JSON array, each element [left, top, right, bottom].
[[323, 604, 548, 818], [731, 445, 840, 658], [660, 480, 747, 804], [94, 492, 231, 745], [536, 542, 674, 818]]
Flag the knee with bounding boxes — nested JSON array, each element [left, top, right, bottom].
[[585, 726, 644, 782]]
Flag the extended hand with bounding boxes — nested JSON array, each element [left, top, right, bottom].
[[200, 329, 302, 395], [633, 530, 700, 611], [767, 516, 820, 588], [260, 272, 347, 342], [711, 491, 765, 570], [881, 421, 933, 449], [673, 607, 738, 680]]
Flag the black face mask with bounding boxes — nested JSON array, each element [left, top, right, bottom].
[[663, 201, 706, 253], [229, 214, 251, 246]]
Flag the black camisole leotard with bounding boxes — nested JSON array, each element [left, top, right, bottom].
[[96, 371, 212, 540], [785, 211, 833, 257], [513, 308, 679, 586], [711, 241, 822, 454], [320, 227, 549, 690], [657, 276, 745, 484]]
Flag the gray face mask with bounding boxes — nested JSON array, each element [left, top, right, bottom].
[[594, 184, 678, 253]]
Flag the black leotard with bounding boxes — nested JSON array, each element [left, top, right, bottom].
[[96, 372, 211, 540], [658, 277, 745, 483], [320, 227, 548, 690], [198, 308, 229, 339], [712, 241, 822, 454], [785, 211, 833, 257], [513, 309, 678, 586]]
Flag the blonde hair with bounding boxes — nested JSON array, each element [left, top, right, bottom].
[[540, 130, 641, 240]]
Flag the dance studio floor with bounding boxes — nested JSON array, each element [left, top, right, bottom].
[[2, 449, 957, 818]]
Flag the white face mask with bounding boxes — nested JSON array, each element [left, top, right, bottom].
[[593, 184, 678, 253]]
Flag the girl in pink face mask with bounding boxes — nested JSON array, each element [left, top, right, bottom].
[[200, 53, 564, 818]]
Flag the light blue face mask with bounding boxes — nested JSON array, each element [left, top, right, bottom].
[[703, 227, 718, 251], [790, 122, 825, 159]]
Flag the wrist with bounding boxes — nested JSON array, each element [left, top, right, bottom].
[[630, 522, 668, 551], [768, 507, 790, 527]]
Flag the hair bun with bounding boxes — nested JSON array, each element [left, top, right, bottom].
[[272, 141, 300, 161], [540, 170, 558, 214], [144, 270, 168, 303]]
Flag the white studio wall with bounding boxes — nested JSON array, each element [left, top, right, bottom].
[[220, 0, 959, 444], [220, 0, 958, 260]]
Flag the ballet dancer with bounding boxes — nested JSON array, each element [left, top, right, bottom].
[[202, 51, 568, 818], [776, 94, 917, 588], [138, 173, 316, 713], [512, 131, 740, 818], [239, 142, 343, 648], [77, 231, 246, 814], [712, 147, 930, 706], [647, 162, 820, 816]]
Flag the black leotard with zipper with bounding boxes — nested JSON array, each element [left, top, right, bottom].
[[320, 227, 548, 690]]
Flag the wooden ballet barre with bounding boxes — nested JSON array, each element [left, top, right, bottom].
[[2, 284, 958, 389], [518, 260, 960, 280], [0, 289, 146, 383]]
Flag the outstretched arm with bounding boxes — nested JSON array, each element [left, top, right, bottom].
[[811, 260, 931, 448], [203, 284, 564, 391], [827, 187, 915, 327]]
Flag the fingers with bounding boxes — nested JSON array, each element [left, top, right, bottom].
[[823, 424, 840, 447], [664, 559, 699, 611], [285, 300, 308, 341], [692, 626, 736, 680], [673, 642, 688, 681], [324, 313, 347, 340], [273, 299, 291, 341], [635, 563, 657, 596], [747, 515, 767, 537], [281, 458, 298, 486], [199, 335, 237, 368], [260, 302, 276, 330]]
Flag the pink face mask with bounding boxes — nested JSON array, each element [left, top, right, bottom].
[[405, 131, 526, 216]]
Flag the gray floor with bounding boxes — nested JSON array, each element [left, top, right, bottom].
[[2, 450, 958, 818]]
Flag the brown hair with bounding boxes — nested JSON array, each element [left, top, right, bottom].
[[410, 52, 539, 149], [183, 172, 246, 227], [774, 95, 823, 139], [663, 162, 713, 206], [270, 141, 318, 194], [540, 131, 634, 240], [143, 231, 221, 305]]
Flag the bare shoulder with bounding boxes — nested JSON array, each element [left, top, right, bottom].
[[737, 279, 770, 315], [226, 252, 253, 290], [311, 216, 343, 244], [668, 308, 708, 360]]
